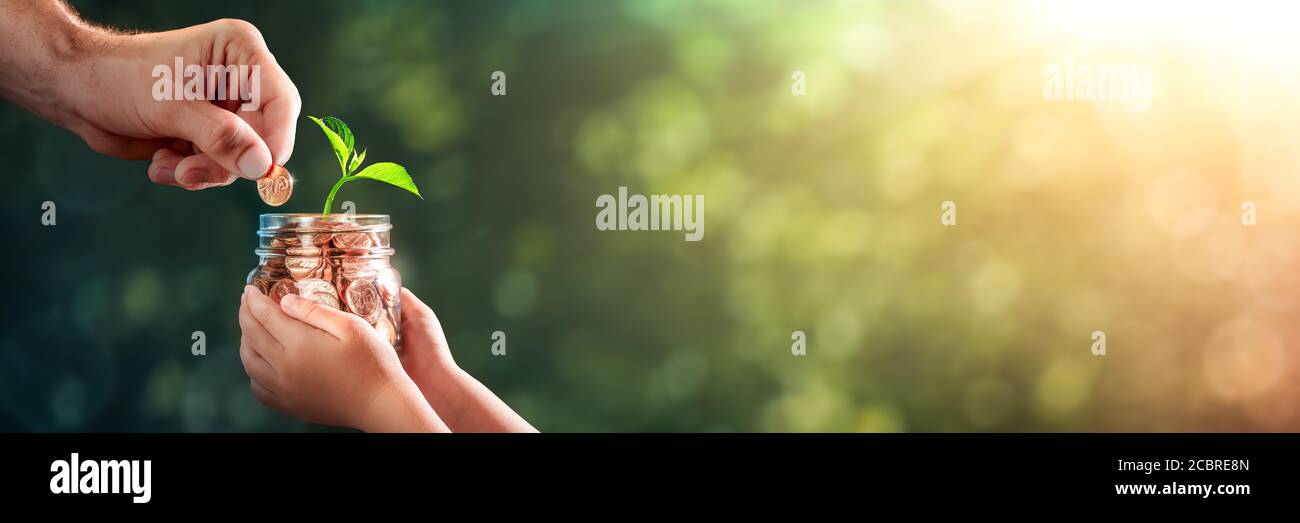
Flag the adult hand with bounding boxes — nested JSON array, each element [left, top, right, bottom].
[[0, 4, 300, 190]]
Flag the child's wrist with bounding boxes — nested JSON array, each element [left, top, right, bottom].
[[403, 357, 473, 427], [357, 375, 441, 432], [412, 351, 466, 394]]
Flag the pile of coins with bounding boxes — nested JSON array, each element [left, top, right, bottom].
[[248, 222, 402, 349]]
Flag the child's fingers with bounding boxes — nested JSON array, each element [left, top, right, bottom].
[[245, 285, 319, 345], [280, 293, 365, 340], [239, 335, 277, 386], [240, 289, 285, 360], [399, 287, 447, 343]]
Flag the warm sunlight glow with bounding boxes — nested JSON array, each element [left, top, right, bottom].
[[1024, 0, 1300, 63]]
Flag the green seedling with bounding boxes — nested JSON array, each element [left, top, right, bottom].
[[309, 115, 421, 216]]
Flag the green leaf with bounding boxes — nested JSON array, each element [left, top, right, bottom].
[[322, 116, 355, 155], [308, 116, 351, 173], [351, 162, 421, 199], [348, 148, 367, 174]]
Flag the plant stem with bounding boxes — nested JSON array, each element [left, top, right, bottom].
[[322, 175, 354, 215], [322, 159, 353, 216]]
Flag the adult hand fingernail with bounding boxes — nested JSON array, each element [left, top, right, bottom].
[[178, 169, 208, 185], [152, 167, 175, 185], [237, 146, 272, 180]]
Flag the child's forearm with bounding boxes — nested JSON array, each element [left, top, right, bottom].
[[415, 363, 537, 433], [358, 379, 450, 433]]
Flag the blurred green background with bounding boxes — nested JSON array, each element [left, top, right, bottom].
[[5, 0, 1300, 432]]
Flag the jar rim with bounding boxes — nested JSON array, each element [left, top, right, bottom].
[[254, 248, 395, 258], [258, 213, 392, 232], [259, 213, 390, 218]]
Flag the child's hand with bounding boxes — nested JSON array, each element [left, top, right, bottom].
[[397, 288, 537, 432], [238, 286, 447, 432]]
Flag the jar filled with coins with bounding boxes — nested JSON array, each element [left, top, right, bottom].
[[247, 214, 403, 349]]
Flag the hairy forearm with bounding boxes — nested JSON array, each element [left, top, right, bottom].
[[0, 1, 111, 125]]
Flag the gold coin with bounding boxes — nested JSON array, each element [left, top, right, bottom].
[[256, 164, 293, 206]]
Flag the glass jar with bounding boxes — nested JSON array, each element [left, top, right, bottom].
[[247, 214, 403, 349]]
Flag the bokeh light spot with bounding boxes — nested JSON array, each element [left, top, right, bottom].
[[1203, 316, 1286, 401], [1035, 356, 1097, 420], [122, 268, 164, 325]]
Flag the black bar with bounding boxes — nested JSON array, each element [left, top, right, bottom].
[[1, 433, 1289, 510]]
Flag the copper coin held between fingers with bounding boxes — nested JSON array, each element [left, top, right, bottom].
[[257, 164, 293, 206]]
